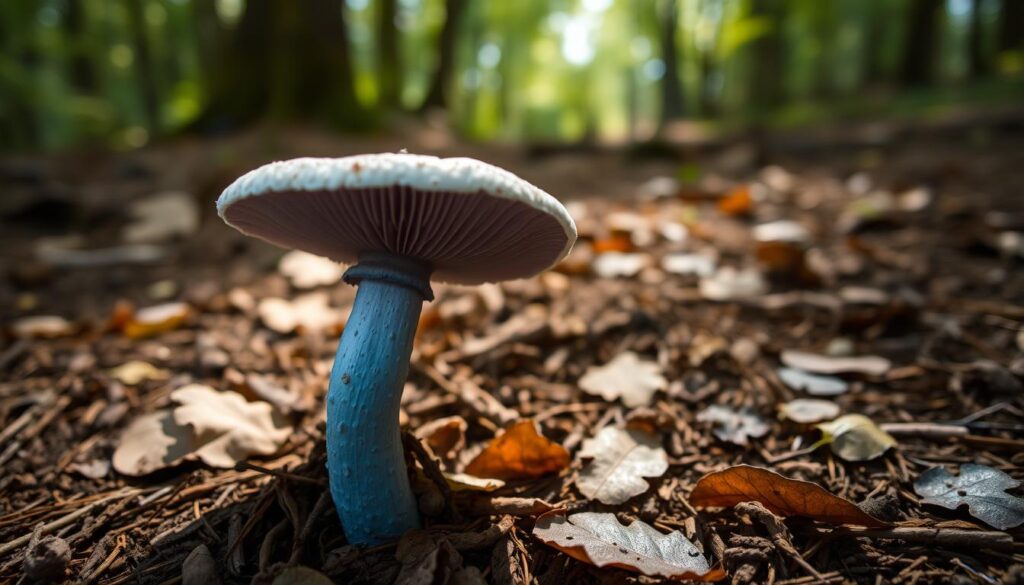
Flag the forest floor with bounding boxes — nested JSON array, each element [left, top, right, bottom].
[[1, 114, 1023, 584]]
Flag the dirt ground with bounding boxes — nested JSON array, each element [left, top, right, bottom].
[[1, 115, 1023, 584]]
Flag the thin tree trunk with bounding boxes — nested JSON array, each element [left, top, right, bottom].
[[125, 0, 160, 131], [658, 0, 684, 128], [64, 0, 95, 94], [967, 0, 988, 77], [420, 0, 466, 112], [752, 0, 784, 107], [997, 0, 1023, 54], [377, 0, 402, 108], [901, 0, 942, 86]]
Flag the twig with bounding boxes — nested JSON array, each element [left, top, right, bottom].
[[403, 431, 457, 521], [821, 527, 1015, 552], [234, 461, 326, 486]]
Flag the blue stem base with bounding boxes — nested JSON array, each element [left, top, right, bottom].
[[326, 253, 432, 545]]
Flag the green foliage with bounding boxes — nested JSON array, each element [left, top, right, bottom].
[[3, 0, 1023, 151]]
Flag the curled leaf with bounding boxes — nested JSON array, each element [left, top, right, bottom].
[[689, 465, 889, 528], [815, 414, 896, 462], [444, 472, 505, 492], [465, 420, 569, 480], [533, 511, 720, 580]]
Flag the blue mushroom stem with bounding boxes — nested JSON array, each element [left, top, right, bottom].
[[326, 252, 433, 545]]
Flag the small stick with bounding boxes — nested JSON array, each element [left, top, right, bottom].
[[823, 527, 1015, 552], [234, 461, 326, 486]]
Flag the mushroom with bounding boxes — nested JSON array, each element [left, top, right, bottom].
[[217, 154, 576, 544]]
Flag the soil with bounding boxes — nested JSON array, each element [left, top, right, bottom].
[[1, 117, 1023, 584]]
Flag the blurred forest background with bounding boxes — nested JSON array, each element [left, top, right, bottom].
[[4, 0, 1024, 152]]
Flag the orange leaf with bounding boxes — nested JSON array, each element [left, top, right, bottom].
[[591, 234, 634, 254], [465, 420, 569, 480], [717, 184, 753, 216], [689, 465, 889, 528]]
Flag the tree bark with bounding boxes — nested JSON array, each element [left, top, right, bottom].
[[901, 0, 942, 86], [658, 0, 684, 128], [420, 0, 466, 112], [192, 0, 361, 131]]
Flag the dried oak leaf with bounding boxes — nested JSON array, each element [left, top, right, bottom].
[[780, 350, 890, 377], [112, 384, 292, 475], [689, 465, 889, 528], [533, 511, 721, 580], [914, 464, 1024, 530], [577, 427, 668, 505], [464, 420, 569, 480], [815, 414, 896, 462], [579, 352, 667, 408], [696, 405, 769, 446]]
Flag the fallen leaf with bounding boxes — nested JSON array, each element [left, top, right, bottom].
[[123, 302, 190, 339], [781, 350, 891, 377], [914, 464, 1024, 530], [815, 414, 896, 461], [112, 384, 293, 475], [578, 352, 666, 408], [122, 191, 199, 243], [696, 406, 769, 446], [239, 373, 308, 414], [394, 530, 465, 585], [465, 420, 569, 480], [689, 465, 888, 527], [753, 220, 810, 243], [699, 267, 767, 301], [778, 367, 849, 396], [415, 416, 468, 460], [11, 315, 74, 338], [108, 361, 170, 385], [592, 252, 649, 279], [778, 399, 840, 424], [718, 184, 753, 216], [444, 472, 505, 492], [533, 511, 718, 580], [661, 253, 716, 277], [257, 292, 345, 334], [278, 250, 344, 289], [577, 427, 668, 505]]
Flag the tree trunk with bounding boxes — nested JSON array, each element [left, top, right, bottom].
[[192, 0, 360, 131], [901, 0, 942, 86], [420, 0, 466, 112], [998, 0, 1024, 54], [125, 0, 160, 131], [377, 0, 402, 108], [752, 0, 785, 107], [967, 0, 988, 77], [658, 0, 684, 128], [63, 0, 96, 94]]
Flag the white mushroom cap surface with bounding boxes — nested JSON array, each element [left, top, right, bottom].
[[218, 154, 577, 284]]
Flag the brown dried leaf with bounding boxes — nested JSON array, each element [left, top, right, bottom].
[[108, 360, 170, 385], [123, 302, 190, 339], [689, 465, 889, 527], [112, 384, 293, 475], [577, 427, 668, 504], [416, 416, 468, 460], [464, 420, 569, 481], [533, 511, 720, 580], [579, 352, 666, 408]]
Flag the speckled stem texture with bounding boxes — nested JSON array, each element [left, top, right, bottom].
[[327, 254, 432, 545]]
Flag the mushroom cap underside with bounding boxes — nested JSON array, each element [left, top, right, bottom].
[[218, 154, 577, 284]]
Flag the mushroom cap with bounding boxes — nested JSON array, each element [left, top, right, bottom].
[[217, 154, 577, 284]]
